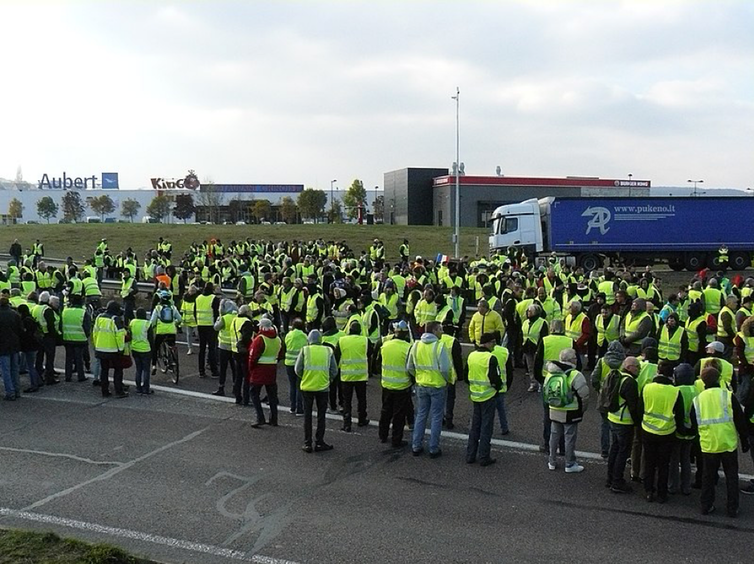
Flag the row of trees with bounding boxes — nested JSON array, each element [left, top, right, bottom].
[[6, 178, 385, 224]]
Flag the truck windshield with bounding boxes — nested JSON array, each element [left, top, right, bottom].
[[497, 217, 518, 234]]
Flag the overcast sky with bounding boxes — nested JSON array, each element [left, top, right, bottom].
[[1, 0, 752, 192]]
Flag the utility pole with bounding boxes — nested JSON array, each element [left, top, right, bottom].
[[452, 87, 460, 258]]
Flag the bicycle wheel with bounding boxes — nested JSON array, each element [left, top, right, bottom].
[[158, 342, 170, 375], [169, 347, 180, 384]]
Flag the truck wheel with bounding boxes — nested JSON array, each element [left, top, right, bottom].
[[684, 253, 706, 271], [668, 258, 684, 272], [730, 252, 750, 271], [579, 254, 601, 272]]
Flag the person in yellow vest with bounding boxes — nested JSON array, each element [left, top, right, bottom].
[[336, 320, 372, 432], [92, 300, 127, 398], [35, 292, 61, 385], [657, 313, 688, 369], [639, 361, 684, 503], [535, 285, 562, 324], [606, 356, 642, 493], [468, 299, 505, 347], [150, 289, 182, 373], [294, 329, 338, 452], [440, 321, 464, 431], [591, 341, 627, 458], [465, 333, 504, 467], [211, 299, 238, 396], [736, 295, 753, 332], [690, 366, 749, 517], [595, 302, 621, 359], [399, 239, 410, 264], [695, 341, 735, 392], [668, 363, 699, 496], [321, 316, 345, 413], [413, 288, 438, 334], [180, 285, 198, 356], [231, 305, 255, 406], [407, 321, 451, 457], [129, 307, 153, 394], [716, 295, 738, 361], [248, 318, 283, 428], [61, 294, 91, 383], [121, 269, 138, 323], [195, 283, 221, 378], [702, 278, 725, 316], [685, 300, 708, 367], [305, 281, 325, 331], [544, 348, 590, 473], [284, 318, 308, 415], [619, 298, 652, 356], [378, 320, 413, 448], [523, 304, 549, 393]]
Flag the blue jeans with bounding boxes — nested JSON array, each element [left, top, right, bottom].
[[23, 350, 42, 390], [412, 385, 447, 454], [0, 353, 20, 398], [600, 413, 611, 456], [286, 365, 303, 413], [608, 422, 635, 487], [133, 351, 151, 392], [467, 397, 496, 461], [495, 392, 509, 434]]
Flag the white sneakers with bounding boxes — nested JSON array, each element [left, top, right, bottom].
[[548, 462, 556, 471], [565, 464, 585, 474]]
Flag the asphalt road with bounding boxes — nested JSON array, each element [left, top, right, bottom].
[[1, 342, 754, 563]]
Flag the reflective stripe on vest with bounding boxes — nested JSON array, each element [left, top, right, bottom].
[[440, 333, 458, 384], [658, 325, 684, 361], [596, 314, 620, 346], [306, 294, 321, 323], [93, 315, 120, 353], [339, 335, 368, 381], [693, 388, 738, 453], [129, 318, 151, 353], [716, 306, 735, 338], [301, 345, 331, 392], [740, 333, 754, 365], [564, 312, 585, 341], [218, 313, 237, 347], [62, 307, 86, 342], [676, 384, 699, 440], [522, 317, 545, 345], [258, 335, 281, 364], [685, 316, 704, 352], [641, 382, 679, 435], [467, 350, 496, 402], [623, 312, 647, 343], [411, 340, 446, 388], [380, 338, 412, 390], [491, 345, 509, 393], [195, 294, 215, 326], [607, 375, 635, 425], [82, 277, 101, 297]]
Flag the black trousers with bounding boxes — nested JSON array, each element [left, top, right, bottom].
[[100, 355, 124, 396], [342, 381, 367, 427], [329, 373, 343, 410], [197, 326, 218, 376], [379, 388, 412, 445], [36, 336, 57, 382], [607, 423, 635, 487], [64, 343, 86, 381], [445, 382, 456, 424], [643, 432, 675, 498], [302, 391, 329, 446], [701, 451, 739, 514], [218, 348, 236, 388], [232, 352, 250, 404], [251, 383, 278, 424]]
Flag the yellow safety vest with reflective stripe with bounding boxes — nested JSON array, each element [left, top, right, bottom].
[[362, 305, 381, 343], [380, 338, 412, 391], [180, 299, 197, 327], [623, 311, 647, 343], [300, 345, 331, 392], [542, 335, 572, 363], [440, 333, 458, 385], [333, 301, 352, 331], [467, 350, 497, 403], [716, 306, 736, 338], [641, 382, 679, 435], [414, 300, 437, 326], [280, 287, 296, 312], [703, 287, 722, 315], [596, 314, 620, 346], [285, 329, 308, 366], [380, 293, 400, 319], [121, 277, 135, 299], [339, 334, 369, 382], [696, 358, 734, 392], [154, 305, 179, 335], [491, 345, 509, 393], [322, 331, 344, 348], [658, 325, 684, 361], [82, 277, 101, 297], [693, 388, 738, 454], [607, 375, 635, 425], [258, 335, 281, 364], [685, 316, 704, 352], [61, 307, 86, 342], [217, 313, 237, 348], [739, 333, 754, 365], [230, 316, 251, 353], [598, 281, 616, 305], [676, 385, 698, 440], [195, 294, 215, 326], [564, 312, 585, 341], [129, 318, 151, 353], [522, 317, 545, 345], [240, 274, 255, 298], [410, 340, 447, 388], [306, 293, 322, 323], [92, 315, 123, 353]]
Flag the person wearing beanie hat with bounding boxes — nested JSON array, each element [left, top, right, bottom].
[[669, 363, 698, 496], [465, 332, 504, 467], [620, 297, 653, 356], [295, 329, 338, 453], [689, 366, 749, 517]]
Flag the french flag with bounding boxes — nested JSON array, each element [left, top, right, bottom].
[[436, 253, 449, 264]]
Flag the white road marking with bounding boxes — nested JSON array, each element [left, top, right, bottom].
[[0, 446, 123, 466], [23, 427, 209, 511], [0, 507, 299, 564]]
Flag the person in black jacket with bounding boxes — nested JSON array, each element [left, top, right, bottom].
[[607, 356, 642, 493], [0, 295, 22, 400], [17, 303, 42, 393]]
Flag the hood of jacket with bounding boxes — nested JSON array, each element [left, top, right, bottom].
[[420, 332, 438, 344]]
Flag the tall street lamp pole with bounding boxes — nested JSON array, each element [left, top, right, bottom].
[[330, 179, 337, 222], [687, 178, 703, 197], [452, 87, 460, 258]]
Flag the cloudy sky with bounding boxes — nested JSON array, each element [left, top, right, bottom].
[[1, 0, 752, 192]]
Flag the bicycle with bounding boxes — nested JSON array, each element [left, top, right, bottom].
[[157, 339, 180, 384]]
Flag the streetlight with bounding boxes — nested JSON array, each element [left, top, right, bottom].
[[451, 86, 460, 258], [330, 179, 337, 223], [687, 179, 703, 197]]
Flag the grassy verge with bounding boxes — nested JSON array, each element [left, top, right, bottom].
[[0, 529, 155, 564], [0, 224, 489, 261]]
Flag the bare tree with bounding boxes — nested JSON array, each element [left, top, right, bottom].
[[195, 179, 224, 224]]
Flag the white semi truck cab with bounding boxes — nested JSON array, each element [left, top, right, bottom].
[[489, 198, 549, 254]]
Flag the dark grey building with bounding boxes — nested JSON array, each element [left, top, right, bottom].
[[383, 167, 449, 225]]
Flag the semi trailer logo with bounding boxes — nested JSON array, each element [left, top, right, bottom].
[[583, 206, 611, 235]]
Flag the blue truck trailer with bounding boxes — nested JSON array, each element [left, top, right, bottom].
[[489, 196, 754, 271]]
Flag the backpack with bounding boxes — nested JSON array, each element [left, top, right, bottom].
[[598, 369, 623, 414], [736, 372, 753, 409], [158, 305, 174, 324], [543, 370, 575, 408]]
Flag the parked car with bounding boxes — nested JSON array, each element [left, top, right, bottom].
[[235, 220, 247, 225], [274, 221, 286, 225]]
